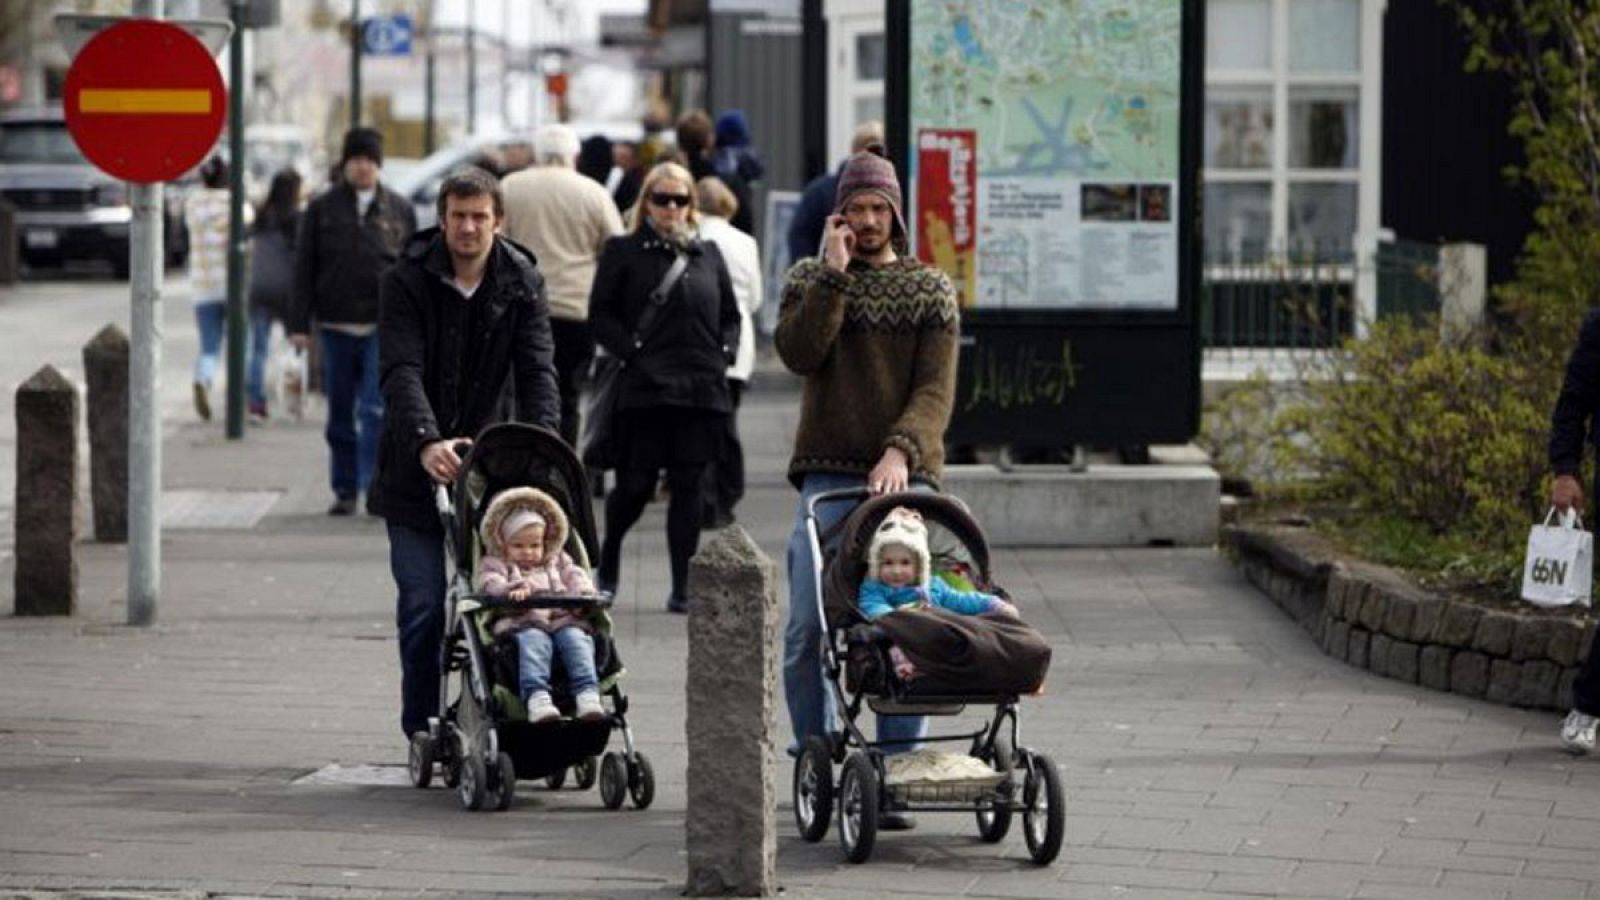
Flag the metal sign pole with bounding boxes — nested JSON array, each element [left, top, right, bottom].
[[224, 0, 246, 438], [127, 0, 165, 626]]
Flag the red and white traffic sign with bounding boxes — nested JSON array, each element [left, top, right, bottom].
[[63, 19, 226, 183]]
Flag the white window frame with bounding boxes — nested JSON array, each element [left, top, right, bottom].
[[825, 0, 885, 166], [1204, 0, 1385, 326]]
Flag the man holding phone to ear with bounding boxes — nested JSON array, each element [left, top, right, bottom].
[[775, 150, 961, 829]]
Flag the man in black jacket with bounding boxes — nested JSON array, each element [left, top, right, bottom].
[[1550, 310, 1600, 754], [289, 128, 417, 516], [368, 166, 560, 740]]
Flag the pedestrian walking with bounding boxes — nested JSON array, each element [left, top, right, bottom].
[[787, 120, 884, 265], [1548, 310, 1600, 753], [587, 162, 741, 613], [713, 109, 766, 185], [367, 166, 560, 741], [245, 168, 302, 423], [676, 109, 754, 235], [694, 176, 763, 528], [776, 151, 960, 830], [288, 127, 417, 516], [182, 155, 251, 422], [502, 124, 625, 450]]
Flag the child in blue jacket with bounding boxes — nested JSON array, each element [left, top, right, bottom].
[[858, 506, 1018, 680]]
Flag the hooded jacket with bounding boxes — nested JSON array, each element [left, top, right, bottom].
[[476, 487, 596, 635], [367, 229, 561, 530]]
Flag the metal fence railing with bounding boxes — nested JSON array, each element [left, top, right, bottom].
[[1200, 240, 1444, 354]]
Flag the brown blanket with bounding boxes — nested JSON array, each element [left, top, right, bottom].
[[876, 607, 1052, 695]]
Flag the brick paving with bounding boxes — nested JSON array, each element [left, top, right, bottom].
[[0, 332, 1597, 897]]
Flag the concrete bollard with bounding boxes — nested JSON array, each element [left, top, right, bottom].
[[14, 365, 80, 615], [685, 525, 778, 897], [83, 324, 130, 542]]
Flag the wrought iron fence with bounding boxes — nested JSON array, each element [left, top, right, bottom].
[[1200, 239, 1443, 353]]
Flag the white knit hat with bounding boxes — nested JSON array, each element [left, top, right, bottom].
[[867, 507, 931, 589]]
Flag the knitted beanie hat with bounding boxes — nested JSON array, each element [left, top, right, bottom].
[[867, 506, 931, 589], [834, 150, 908, 249], [341, 127, 384, 166]]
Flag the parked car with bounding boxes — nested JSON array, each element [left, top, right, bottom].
[[0, 107, 187, 277]]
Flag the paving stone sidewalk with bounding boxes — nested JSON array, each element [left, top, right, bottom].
[[1, 385, 1599, 899]]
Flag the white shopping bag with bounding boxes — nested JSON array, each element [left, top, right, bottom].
[[275, 344, 308, 422], [1521, 507, 1594, 608]]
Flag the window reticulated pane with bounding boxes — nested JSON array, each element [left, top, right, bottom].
[[1207, 0, 1272, 70], [854, 95, 884, 130], [1290, 0, 1360, 73], [1204, 182, 1272, 260], [856, 33, 886, 81], [1288, 181, 1358, 261], [1205, 88, 1274, 169], [1289, 86, 1359, 169]]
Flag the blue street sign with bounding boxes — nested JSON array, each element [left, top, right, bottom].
[[362, 14, 412, 56]]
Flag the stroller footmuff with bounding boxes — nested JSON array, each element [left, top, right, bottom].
[[791, 488, 1062, 865], [404, 423, 655, 812]]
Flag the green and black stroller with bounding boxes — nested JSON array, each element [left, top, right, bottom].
[[407, 422, 655, 812]]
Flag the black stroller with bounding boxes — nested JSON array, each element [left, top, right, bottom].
[[406, 423, 655, 812], [791, 488, 1063, 864]]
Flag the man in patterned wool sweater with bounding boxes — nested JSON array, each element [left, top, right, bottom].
[[775, 150, 960, 829]]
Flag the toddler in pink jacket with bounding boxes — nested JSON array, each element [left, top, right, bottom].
[[476, 487, 605, 724]]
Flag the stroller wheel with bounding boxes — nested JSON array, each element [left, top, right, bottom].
[[794, 736, 834, 842], [837, 753, 879, 864], [440, 728, 463, 789], [628, 752, 655, 810], [599, 752, 627, 810], [974, 732, 1014, 843], [574, 756, 599, 790], [407, 732, 435, 789], [458, 751, 488, 812], [1021, 751, 1065, 865], [544, 768, 568, 790], [491, 752, 517, 812]]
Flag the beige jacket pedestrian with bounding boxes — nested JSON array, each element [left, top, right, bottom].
[[500, 166, 624, 323]]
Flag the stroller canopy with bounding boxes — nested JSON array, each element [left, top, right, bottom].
[[454, 423, 600, 569]]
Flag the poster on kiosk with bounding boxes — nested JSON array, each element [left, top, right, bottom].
[[887, 0, 1203, 452]]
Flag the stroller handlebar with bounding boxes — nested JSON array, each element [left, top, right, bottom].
[[466, 591, 615, 612], [804, 486, 874, 521]]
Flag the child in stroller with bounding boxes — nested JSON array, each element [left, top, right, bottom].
[[407, 423, 655, 813], [792, 489, 1061, 866], [476, 487, 606, 724], [859, 506, 1019, 682]]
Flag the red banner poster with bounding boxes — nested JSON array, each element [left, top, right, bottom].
[[915, 128, 978, 308]]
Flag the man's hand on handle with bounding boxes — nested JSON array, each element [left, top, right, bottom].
[[1553, 474, 1585, 513], [867, 446, 910, 495], [420, 439, 472, 484]]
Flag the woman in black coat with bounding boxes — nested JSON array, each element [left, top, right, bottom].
[[588, 162, 741, 613]]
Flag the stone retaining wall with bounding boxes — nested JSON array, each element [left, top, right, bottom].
[[1223, 524, 1595, 711]]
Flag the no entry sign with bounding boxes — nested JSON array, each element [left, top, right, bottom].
[[63, 19, 226, 183]]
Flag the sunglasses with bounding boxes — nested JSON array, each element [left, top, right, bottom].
[[649, 192, 692, 208]]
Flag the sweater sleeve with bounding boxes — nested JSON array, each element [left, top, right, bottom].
[[857, 579, 896, 620], [928, 579, 1002, 616], [554, 551, 595, 594], [1551, 310, 1600, 476], [775, 259, 851, 374], [477, 556, 515, 596], [885, 272, 960, 473]]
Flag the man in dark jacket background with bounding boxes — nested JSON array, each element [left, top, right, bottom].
[[369, 166, 560, 740], [1548, 309, 1600, 754], [289, 127, 417, 516]]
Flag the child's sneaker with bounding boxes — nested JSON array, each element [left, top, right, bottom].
[[1561, 710, 1597, 754], [574, 690, 606, 722], [526, 691, 560, 724]]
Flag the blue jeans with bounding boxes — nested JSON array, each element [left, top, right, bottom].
[[192, 299, 225, 385], [247, 307, 274, 408], [388, 522, 446, 738], [785, 472, 929, 756], [516, 626, 599, 699], [319, 328, 383, 500]]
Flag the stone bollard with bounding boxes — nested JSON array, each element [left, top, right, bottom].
[[14, 365, 80, 615], [685, 525, 778, 897], [83, 325, 130, 542]]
